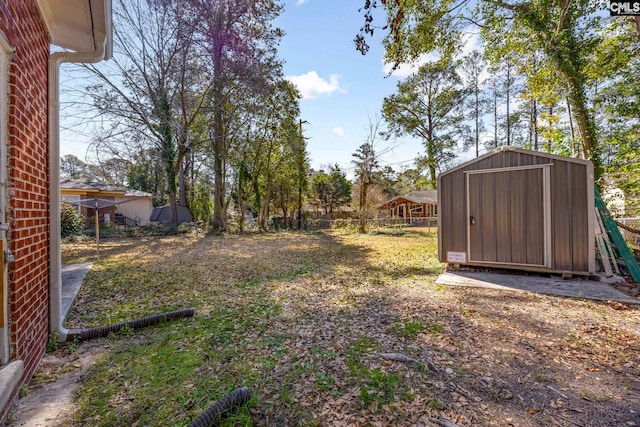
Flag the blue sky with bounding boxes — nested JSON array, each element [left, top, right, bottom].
[[60, 0, 482, 177], [277, 0, 424, 175]]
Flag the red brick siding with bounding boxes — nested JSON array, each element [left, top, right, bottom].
[[1, 0, 50, 423]]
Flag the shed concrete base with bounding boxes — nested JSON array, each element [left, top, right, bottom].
[[436, 271, 639, 305]]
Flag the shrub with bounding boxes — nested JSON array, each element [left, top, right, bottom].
[[332, 218, 358, 232], [61, 202, 85, 238]]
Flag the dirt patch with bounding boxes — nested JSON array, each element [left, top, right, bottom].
[[611, 277, 640, 300], [7, 341, 105, 426]]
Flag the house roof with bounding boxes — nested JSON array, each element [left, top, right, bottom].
[[60, 180, 152, 197], [379, 190, 438, 209], [36, 0, 112, 56]]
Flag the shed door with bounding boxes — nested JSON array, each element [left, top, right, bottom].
[[467, 166, 550, 267]]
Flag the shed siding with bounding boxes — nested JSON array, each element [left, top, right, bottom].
[[451, 167, 466, 252], [438, 148, 593, 274], [524, 168, 544, 265], [509, 172, 526, 263], [494, 172, 511, 262], [571, 164, 589, 269], [480, 173, 497, 261]]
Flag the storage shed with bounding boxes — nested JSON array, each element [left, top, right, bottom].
[[150, 204, 194, 225], [437, 147, 595, 275]]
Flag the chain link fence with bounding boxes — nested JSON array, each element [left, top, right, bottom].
[[305, 217, 438, 231], [616, 217, 640, 251]]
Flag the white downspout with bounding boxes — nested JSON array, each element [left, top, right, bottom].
[[48, 21, 111, 339]]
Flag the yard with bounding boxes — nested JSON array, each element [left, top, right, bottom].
[[23, 229, 640, 426]]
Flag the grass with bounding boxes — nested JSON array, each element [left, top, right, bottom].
[[58, 228, 640, 427], [62, 229, 440, 426], [389, 320, 426, 339]]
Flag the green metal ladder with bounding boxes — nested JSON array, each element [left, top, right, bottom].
[[595, 188, 640, 282]]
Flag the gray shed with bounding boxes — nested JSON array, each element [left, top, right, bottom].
[[437, 147, 595, 275], [150, 204, 194, 225]]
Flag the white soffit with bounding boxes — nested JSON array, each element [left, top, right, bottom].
[[36, 0, 95, 52]]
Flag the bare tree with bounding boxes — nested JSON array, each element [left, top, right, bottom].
[[461, 50, 487, 157], [192, 0, 284, 231], [352, 117, 383, 233], [84, 0, 198, 225]]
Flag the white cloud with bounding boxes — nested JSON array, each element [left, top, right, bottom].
[[332, 127, 346, 137], [382, 30, 483, 79], [460, 32, 482, 57], [296, 0, 310, 4], [382, 52, 440, 78], [455, 32, 492, 85], [286, 71, 345, 99]]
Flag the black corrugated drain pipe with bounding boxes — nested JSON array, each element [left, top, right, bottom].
[[65, 308, 195, 342], [188, 386, 251, 427]]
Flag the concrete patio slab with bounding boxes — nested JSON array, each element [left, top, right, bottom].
[[61, 263, 92, 323], [436, 270, 640, 305]]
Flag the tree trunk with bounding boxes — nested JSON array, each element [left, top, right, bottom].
[[533, 99, 538, 150], [259, 141, 275, 230], [505, 62, 511, 146], [547, 105, 553, 152], [358, 182, 368, 233], [260, 177, 272, 230], [178, 161, 188, 207], [559, 65, 601, 178], [524, 12, 602, 180], [428, 165, 437, 189], [493, 85, 498, 148], [162, 142, 178, 226], [211, 13, 227, 231], [237, 173, 246, 233], [566, 96, 576, 157], [212, 129, 226, 230], [157, 94, 178, 226], [474, 84, 479, 157]]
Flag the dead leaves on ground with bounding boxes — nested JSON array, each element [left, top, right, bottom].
[[62, 231, 640, 426], [608, 300, 631, 310]]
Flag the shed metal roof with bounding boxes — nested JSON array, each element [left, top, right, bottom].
[[438, 146, 592, 178]]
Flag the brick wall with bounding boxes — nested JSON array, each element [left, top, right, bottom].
[[0, 0, 50, 423]]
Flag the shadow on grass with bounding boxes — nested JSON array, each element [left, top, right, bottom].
[[62, 230, 640, 427]]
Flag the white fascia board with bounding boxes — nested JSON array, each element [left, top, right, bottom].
[[36, 0, 93, 51]]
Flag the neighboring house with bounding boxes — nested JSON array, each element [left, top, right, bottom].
[[378, 190, 438, 222], [61, 180, 153, 226], [0, 1, 112, 423]]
